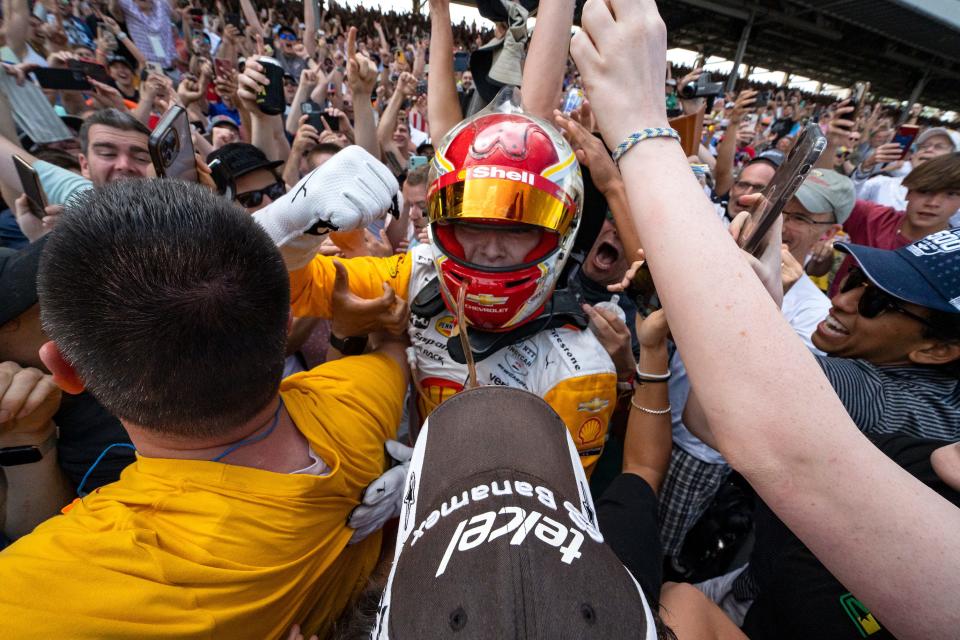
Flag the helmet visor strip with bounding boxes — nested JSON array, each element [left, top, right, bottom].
[[427, 170, 576, 236]]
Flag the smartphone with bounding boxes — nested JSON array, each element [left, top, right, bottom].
[[323, 113, 340, 132], [739, 123, 828, 256], [33, 67, 92, 91], [626, 262, 663, 318], [753, 90, 770, 109], [13, 155, 47, 218], [893, 125, 920, 159], [148, 106, 198, 183], [300, 100, 325, 131], [453, 51, 470, 73], [848, 82, 868, 115], [214, 58, 235, 79], [743, 113, 759, 129], [416, 80, 428, 96], [68, 59, 114, 86], [408, 155, 428, 171]]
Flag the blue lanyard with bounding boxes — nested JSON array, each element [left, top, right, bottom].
[[210, 399, 284, 462], [75, 399, 284, 496]]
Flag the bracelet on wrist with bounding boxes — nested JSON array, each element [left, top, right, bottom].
[[635, 362, 671, 382], [629, 397, 672, 415], [612, 127, 681, 164]]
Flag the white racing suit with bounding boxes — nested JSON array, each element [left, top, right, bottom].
[[290, 243, 617, 472]]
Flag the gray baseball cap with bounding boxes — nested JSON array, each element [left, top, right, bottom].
[[916, 127, 960, 151], [794, 169, 856, 224]]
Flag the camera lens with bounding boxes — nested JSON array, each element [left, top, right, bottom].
[[161, 129, 180, 166]]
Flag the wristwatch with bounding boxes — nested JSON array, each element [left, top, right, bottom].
[[330, 333, 368, 356], [116, 32, 128, 41], [0, 430, 57, 467]]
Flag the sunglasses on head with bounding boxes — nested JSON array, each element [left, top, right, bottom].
[[841, 267, 935, 328], [236, 181, 286, 208]]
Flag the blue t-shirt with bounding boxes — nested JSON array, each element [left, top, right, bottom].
[[34, 160, 93, 205]]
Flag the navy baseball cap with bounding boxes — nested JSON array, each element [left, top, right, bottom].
[[837, 228, 960, 314]]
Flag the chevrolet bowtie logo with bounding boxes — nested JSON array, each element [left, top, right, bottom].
[[577, 398, 609, 413]]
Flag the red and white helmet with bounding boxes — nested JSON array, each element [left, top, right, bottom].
[[427, 88, 583, 332]]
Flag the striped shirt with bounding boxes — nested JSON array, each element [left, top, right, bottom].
[[818, 356, 960, 441]]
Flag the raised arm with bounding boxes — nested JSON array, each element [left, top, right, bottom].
[[2, 0, 31, 60], [374, 20, 391, 60], [236, 58, 284, 161], [622, 310, 673, 493], [378, 72, 415, 167], [521, 0, 574, 120], [238, 0, 263, 36], [573, 0, 960, 637], [304, 0, 319, 61], [427, 0, 462, 142], [285, 67, 321, 136], [714, 89, 756, 196], [345, 27, 380, 158]]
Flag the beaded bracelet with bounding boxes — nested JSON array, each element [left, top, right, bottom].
[[611, 127, 681, 164]]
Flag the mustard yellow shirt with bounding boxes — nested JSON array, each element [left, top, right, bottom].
[[0, 354, 405, 639]]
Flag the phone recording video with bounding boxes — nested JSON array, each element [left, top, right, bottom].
[[738, 123, 828, 256], [148, 106, 198, 183], [13, 155, 48, 219]]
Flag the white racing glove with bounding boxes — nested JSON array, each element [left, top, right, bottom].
[[347, 440, 413, 544], [253, 145, 399, 270]]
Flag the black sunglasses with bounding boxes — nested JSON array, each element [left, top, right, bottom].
[[841, 267, 935, 328], [236, 181, 286, 208]]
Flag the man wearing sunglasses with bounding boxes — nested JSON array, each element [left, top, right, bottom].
[[207, 142, 286, 213], [275, 25, 308, 81]]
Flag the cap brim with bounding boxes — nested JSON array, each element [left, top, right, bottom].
[[237, 159, 285, 177], [375, 387, 657, 639], [837, 243, 956, 313]]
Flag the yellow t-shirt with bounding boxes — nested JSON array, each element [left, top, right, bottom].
[[0, 354, 405, 639]]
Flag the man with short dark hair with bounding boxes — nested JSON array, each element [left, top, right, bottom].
[[0, 155, 408, 637], [0, 108, 152, 208]]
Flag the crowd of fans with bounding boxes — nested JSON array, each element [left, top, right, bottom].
[[0, 0, 958, 638]]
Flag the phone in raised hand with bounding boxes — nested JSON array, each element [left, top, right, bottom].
[[738, 123, 828, 256], [148, 106, 198, 183], [13, 155, 48, 219]]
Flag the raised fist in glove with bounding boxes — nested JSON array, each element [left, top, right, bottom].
[[347, 440, 413, 544], [253, 145, 399, 269]]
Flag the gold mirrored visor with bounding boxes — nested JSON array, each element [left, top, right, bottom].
[[427, 170, 576, 235]]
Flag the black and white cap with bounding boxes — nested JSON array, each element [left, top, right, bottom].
[[373, 386, 658, 639]]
